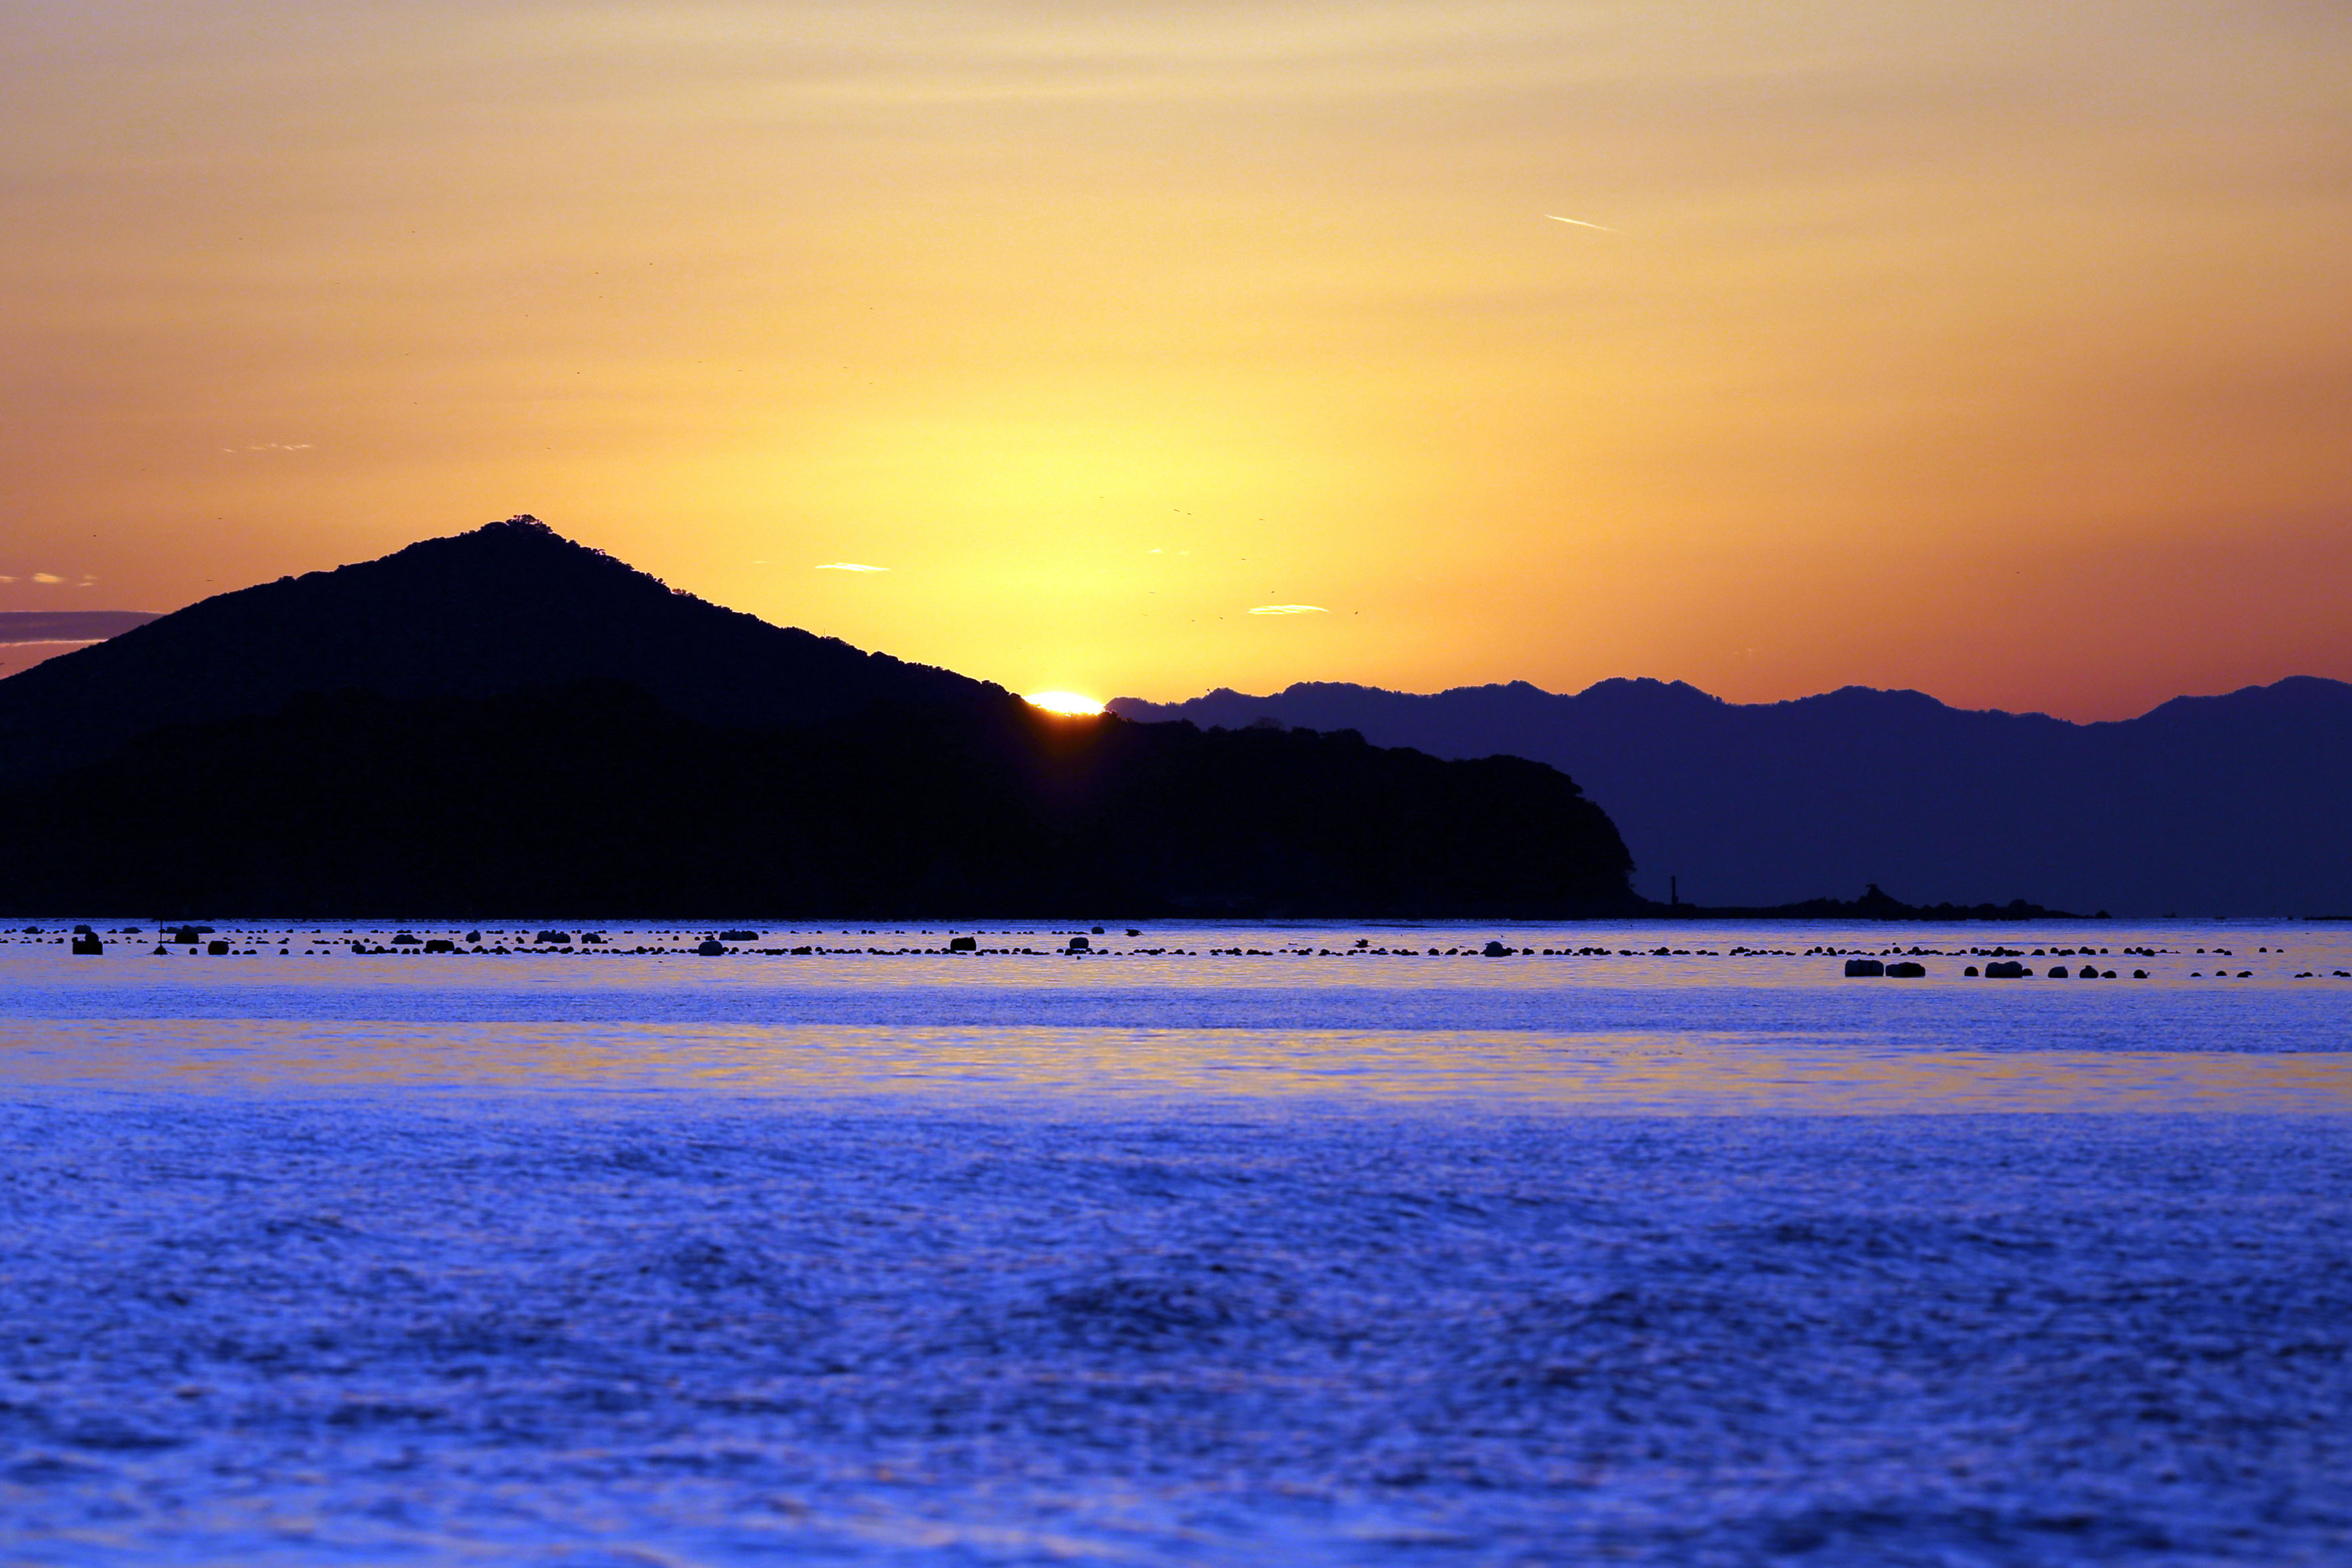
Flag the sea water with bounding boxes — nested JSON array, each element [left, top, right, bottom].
[[1, 920, 2347, 1565]]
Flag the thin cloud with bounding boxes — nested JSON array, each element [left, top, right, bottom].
[[815, 562, 889, 572], [1545, 214, 1620, 233], [31, 573, 64, 585], [0, 610, 159, 645], [1248, 604, 1327, 615]]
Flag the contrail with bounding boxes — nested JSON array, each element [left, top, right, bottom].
[[1545, 214, 1620, 232]]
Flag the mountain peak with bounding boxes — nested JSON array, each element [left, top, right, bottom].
[[339, 514, 649, 591], [433, 514, 595, 555]]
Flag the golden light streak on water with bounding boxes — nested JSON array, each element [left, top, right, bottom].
[[5, 1019, 2349, 1115]]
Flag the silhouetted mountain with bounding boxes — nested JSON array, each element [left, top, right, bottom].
[[0, 518, 985, 788], [0, 610, 160, 644], [1110, 677, 2352, 916], [0, 523, 1635, 916]]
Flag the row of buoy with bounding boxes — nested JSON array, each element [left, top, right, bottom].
[[113, 943, 2341, 979], [10, 928, 2207, 961], [41, 930, 2347, 976]]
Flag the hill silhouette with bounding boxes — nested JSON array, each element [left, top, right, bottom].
[[0, 522, 1635, 917], [1110, 678, 2352, 916], [0, 518, 983, 789]]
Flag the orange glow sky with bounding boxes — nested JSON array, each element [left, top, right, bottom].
[[3, 1, 2347, 719]]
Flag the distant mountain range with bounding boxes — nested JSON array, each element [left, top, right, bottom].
[[1110, 678, 2352, 917], [0, 520, 1635, 918]]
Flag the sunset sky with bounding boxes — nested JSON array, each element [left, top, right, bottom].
[[3, 1, 2346, 719]]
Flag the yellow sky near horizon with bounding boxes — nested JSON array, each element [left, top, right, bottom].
[[3, 1, 2347, 719]]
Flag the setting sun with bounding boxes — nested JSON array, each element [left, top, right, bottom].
[[1024, 691, 1106, 717]]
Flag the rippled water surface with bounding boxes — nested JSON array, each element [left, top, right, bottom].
[[3, 919, 2348, 1564]]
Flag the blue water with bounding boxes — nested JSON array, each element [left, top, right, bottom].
[[3, 920, 2348, 1563]]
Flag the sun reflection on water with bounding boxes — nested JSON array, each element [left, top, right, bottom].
[[1, 1019, 2347, 1115]]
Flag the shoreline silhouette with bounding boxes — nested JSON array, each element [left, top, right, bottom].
[[13, 519, 2315, 920], [0, 520, 1635, 919]]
